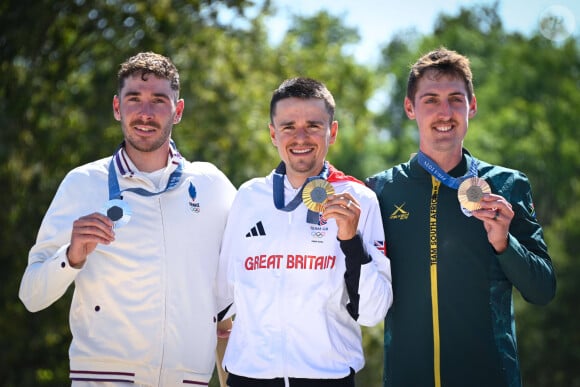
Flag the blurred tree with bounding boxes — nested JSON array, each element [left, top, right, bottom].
[[1, 1, 579, 386], [524, 201, 580, 387]]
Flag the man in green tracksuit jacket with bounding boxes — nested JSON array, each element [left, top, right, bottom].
[[366, 47, 556, 387]]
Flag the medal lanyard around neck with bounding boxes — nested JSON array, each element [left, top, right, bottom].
[[273, 161, 329, 211], [417, 150, 479, 189], [108, 143, 183, 200]]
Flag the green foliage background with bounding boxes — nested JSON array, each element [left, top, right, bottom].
[[1, 1, 578, 386]]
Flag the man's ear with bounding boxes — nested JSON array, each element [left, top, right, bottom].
[[468, 94, 478, 119], [269, 123, 278, 147], [112, 96, 121, 121], [173, 99, 185, 124], [404, 97, 416, 120]]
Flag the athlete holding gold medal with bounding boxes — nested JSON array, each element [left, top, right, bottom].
[[367, 47, 556, 387], [217, 77, 392, 386]]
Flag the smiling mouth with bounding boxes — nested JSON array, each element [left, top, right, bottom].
[[290, 147, 314, 155], [131, 120, 159, 133], [135, 125, 156, 132], [433, 122, 454, 132]]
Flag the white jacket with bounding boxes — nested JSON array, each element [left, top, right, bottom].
[[217, 167, 392, 380], [19, 145, 236, 386]]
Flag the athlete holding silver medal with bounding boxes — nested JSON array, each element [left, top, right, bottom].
[[19, 52, 236, 387]]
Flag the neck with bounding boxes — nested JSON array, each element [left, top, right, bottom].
[[286, 173, 308, 189], [284, 161, 327, 189], [125, 146, 169, 173], [421, 148, 463, 172]]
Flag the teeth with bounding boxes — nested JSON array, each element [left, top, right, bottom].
[[435, 125, 452, 132], [291, 148, 312, 154]]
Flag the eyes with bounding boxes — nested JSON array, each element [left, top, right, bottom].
[[422, 95, 466, 105], [126, 96, 169, 104], [278, 123, 326, 134]]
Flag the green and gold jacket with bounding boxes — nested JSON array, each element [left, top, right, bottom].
[[366, 150, 556, 387]]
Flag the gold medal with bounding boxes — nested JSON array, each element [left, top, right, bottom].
[[457, 177, 491, 212], [302, 179, 334, 212]]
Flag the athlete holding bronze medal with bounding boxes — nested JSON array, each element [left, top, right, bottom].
[[367, 47, 555, 387]]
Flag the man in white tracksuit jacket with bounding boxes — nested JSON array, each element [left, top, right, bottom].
[[217, 77, 393, 387], [19, 52, 236, 386]]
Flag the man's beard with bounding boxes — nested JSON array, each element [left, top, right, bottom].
[[124, 119, 172, 152]]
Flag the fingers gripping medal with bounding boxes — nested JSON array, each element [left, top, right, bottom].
[[457, 177, 491, 216], [302, 179, 335, 213], [101, 199, 132, 228]]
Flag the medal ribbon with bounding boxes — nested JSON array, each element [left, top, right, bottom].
[[108, 140, 184, 200], [273, 161, 330, 224], [417, 150, 479, 189]]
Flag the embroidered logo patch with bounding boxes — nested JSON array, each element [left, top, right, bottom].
[[188, 183, 200, 213], [310, 224, 329, 244], [318, 212, 328, 226], [389, 203, 409, 220], [374, 240, 387, 256]]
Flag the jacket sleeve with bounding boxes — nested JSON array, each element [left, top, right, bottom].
[[351, 192, 393, 326], [215, 191, 242, 320], [495, 172, 556, 305], [19, 172, 84, 312]]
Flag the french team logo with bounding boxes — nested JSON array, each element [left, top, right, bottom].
[[188, 183, 200, 213]]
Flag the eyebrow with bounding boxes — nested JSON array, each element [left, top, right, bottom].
[[278, 119, 325, 126], [419, 91, 465, 99], [123, 91, 172, 100]]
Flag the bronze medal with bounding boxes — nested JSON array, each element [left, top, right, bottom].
[[457, 177, 491, 212]]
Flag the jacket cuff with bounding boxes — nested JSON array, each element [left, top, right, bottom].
[[339, 233, 372, 265], [339, 233, 371, 321]]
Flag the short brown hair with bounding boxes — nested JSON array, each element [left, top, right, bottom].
[[117, 52, 180, 98], [270, 77, 336, 123], [407, 47, 474, 103]]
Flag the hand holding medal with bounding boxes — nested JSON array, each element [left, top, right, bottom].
[[315, 187, 361, 241], [466, 188, 515, 254], [67, 211, 116, 268]]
